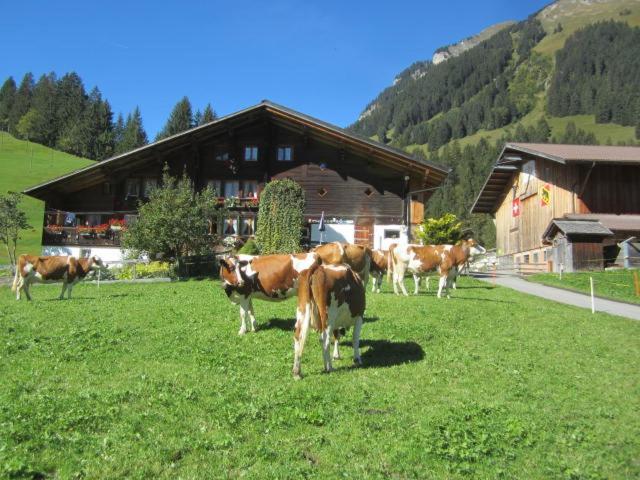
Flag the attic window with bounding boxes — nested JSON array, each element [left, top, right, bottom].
[[317, 187, 327, 197], [364, 187, 373, 197]]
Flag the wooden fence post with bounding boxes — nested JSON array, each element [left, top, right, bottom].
[[634, 271, 640, 297]]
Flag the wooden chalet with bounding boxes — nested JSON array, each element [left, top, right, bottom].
[[471, 143, 640, 272], [24, 100, 449, 262]]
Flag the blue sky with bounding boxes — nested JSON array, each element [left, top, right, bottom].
[[1, 0, 550, 137]]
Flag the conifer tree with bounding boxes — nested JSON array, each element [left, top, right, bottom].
[[201, 103, 216, 124], [30, 72, 58, 146], [8, 73, 34, 136], [81, 87, 114, 160], [55, 72, 87, 152], [155, 97, 193, 140], [113, 113, 125, 151], [193, 109, 202, 127], [118, 106, 148, 154], [0, 77, 17, 131]]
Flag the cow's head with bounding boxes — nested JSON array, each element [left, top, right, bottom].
[[462, 238, 486, 256], [219, 256, 251, 288], [90, 255, 105, 270]]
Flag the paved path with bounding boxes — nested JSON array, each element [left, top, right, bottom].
[[473, 273, 640, 321]]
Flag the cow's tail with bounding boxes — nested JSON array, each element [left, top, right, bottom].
[[386, 244, 396, 284], [11, 256, 23, 293], [309, 265, 328, 332]]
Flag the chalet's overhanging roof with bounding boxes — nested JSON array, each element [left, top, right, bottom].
[[471, 143, 640, 214], [24, 100, 449, 199]]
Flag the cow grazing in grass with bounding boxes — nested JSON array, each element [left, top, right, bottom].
[[12, 254, 103, 301], [313, 242, 371, 287], [292, 263, 365, 379], [388, 243, 455, 298], [369, 249, 388, 293], [219, 252, 320, 335]]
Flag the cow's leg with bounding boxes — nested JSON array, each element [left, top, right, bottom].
[[67, 282, 74, 299], [371, 274, 377, 293], [59, 281, 67, 300], [425, 276, 430, 291], [292, 303, 311, 379], [15, 277, 23, 300], [352, 316, 363, 366], [22, 279, 32, 301], [247, 299, 258, 332], [398, 270, 409, 296], [437, 273, 450, 299], [238, 299, 249, 335], [321, 328, 333, 373], [413, 274, 420, 295], [332, 329, 341, 360]]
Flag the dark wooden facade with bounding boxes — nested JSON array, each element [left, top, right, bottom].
[[26, 101, 448, 252]]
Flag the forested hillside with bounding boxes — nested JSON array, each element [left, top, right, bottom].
[[0, 72, 218, 161], [349, 0, 640, 247]]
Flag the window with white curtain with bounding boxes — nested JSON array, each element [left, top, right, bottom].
[[224, 181, 240, 198], [242, 180, 258, 198]]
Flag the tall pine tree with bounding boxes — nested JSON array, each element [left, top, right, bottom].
[[30, 72, 58, 146], [0, 77, 16, 131], [117, 106, 148, 154], [201, 103, 216, 124], [155, 97, 193, 140], [8, 73, 34, 136], [55, 72, 87, 153]]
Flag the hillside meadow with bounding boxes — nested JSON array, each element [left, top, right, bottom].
[[1, 277, 638, 479], [0, 132, 93, 264]]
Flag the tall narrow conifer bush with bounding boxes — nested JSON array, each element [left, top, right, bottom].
[[256, 179, 305, 254]]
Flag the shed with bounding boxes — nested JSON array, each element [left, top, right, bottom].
[[542, 219, 613, 272]]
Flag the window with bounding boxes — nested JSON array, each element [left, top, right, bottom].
[[223, 217, 238, 235], [208, 180, 222, 196], [520, 160, 537, 195], [242, 180, 258, 198], [543, 249, 548, 262], [102, 182, 112, 195], [125, 179, 140, 198], [224, 181, 240, 198], [533, 253, 539, 264], [215, 151, 229, 162], [143, 178, 157, 197], [523, 254, 530, 264], [244, 146, 258, 161], [241, 217, 255, 235], [277, 146, 293, 161], [384, 229, 400, 239]]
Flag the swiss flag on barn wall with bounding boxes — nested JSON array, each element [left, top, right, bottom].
[[512, 197, 521, 217]]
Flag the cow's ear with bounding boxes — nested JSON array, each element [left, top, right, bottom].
[[238, 260, 249, 268], [219, 258, 230, 270]]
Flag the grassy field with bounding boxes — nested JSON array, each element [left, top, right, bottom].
[[0, 132, 93, 264], [530, 270, 640, 305], [1, 278, 639, 478]]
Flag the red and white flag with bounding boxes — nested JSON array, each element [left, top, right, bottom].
[[512, 198, 521, 217]]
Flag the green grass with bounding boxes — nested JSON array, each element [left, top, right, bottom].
[[1, 278, 639, 478], [530, 270, 640, 305], [0, 132, 93, 264]]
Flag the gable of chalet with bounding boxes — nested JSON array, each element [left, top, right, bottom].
[[24, 100, 449, 203]]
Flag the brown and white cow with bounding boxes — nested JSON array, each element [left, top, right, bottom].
[[447, 238, 486, 289], [219, 252, 320, 335], [292, 263, 365, 379], [12, 254, 104, 301], [313, 242, 371, 287], [369, 249, 388, 293], [388, 243, 456, 298]]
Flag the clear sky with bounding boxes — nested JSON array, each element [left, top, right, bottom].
[[1, 0, 550, 137]]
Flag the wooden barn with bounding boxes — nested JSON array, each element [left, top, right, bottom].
[[23, 100, 448, 262], [471, 143, 640, 272]]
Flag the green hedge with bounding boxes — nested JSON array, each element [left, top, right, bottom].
[[256, 179, 305, 254]]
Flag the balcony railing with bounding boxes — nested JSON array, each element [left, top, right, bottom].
[[43, 225, 124, 247]]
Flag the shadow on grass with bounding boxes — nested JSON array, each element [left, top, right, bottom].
[[359, 339, 425, 369], [450, 296, 514, 304], [263, 316, 380, 332]]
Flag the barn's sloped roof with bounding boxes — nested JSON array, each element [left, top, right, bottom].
[[542, 219, 613, 241], [471, 143, 640, 214], [563, 214, 640, 232], [24, 100, 449, 199]]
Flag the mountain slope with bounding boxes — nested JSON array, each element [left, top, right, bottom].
[[348, 0, 640, 247], [0, 132, 93, 263]]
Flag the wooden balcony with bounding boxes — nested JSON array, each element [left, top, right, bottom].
[[43, 226, 124, 247]]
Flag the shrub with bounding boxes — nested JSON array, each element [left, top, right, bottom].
[[256, 179, 305, 254], [118, 261, 175, 280], [415, 213, 463, 245], [238, 238, 260, 255]]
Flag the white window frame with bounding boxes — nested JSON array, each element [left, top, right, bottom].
[[224, 180, 240, 198], [244, 146, 258, 162]]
